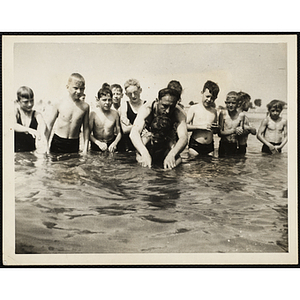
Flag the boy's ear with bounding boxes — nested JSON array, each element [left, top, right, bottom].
[[139, 88, 142, 93]]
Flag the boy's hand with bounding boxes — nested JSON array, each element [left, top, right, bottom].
[[96, 141, 107, 151], [268, 144, 278, 154], [108, 142, 117, 153], [235, 126, 244, 135], [28, 128, 37, 138]]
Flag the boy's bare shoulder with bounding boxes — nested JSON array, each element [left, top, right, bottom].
[[111, 109, 119, 119]]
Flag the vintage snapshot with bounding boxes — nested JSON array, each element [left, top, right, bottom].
[[2, 34, 298, 266]]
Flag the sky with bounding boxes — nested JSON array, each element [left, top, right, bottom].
[[13, 37, 288, 111]]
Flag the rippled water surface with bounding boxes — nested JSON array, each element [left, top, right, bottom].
[[15, 118, 288, 254]]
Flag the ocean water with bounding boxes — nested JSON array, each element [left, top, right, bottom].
[[15, 117, 288, 254]]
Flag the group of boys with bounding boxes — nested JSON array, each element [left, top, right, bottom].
[[14, 73, 288, 169]]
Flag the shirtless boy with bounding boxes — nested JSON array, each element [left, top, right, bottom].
[[218, 91, 243, 157], [89, 85, 122, 152], [47, 73, 90, 154], [187, 80, 220, 157], [257, 100, 287, 154], [130, 87, 188, 169], [236, 92, 256, 155]]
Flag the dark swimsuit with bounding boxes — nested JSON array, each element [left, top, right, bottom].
[[262, 142, 282, 154], [118, 101, 146, 152], [90, 140, 114, 151], [15, 109, 38, 152], [218, 139, 238, 157], [50, 134, 79, 153], [188, 137, 214, 155]]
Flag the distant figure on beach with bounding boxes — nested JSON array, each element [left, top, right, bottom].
[[14, 86, 47, 152], [187, 80, 220, 157], [118, 79, 145, 151], [218, 91, 243, 157], [47, 73, 90, 154], [257, 100, 287, 154], [167, 80, 184, 109], [89, 84, 122, 152], [235, 92, 257, 155], [130, 87, 188, 169], [110, 84, 124, 111]]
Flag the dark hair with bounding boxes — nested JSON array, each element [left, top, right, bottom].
[[97, 84, 112, 99], [202, 80, 220, 100], [110, 84, 123, 93], [17, 86, 34, 101], [267, 99, 286, 111], [158, 88, 180, 102], [167, 80, 183, 96], [236, 91, 251, 108]]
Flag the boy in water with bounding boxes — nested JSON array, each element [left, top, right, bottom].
[[218, 91, 243, 157], [14, 86, 47, 152], [110, 84, 124, 111], [257, 100, 287, 154], [130, 87, 188, 169], [167, 80, 184, 109], [89, 85, 122, 152], [235, 92, 257, 155], [187, 80, 220, 157], [47, 73, 90, 154]]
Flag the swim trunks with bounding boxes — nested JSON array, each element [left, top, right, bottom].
[[15, 109, 38, 152], [237, 144, 247, 155], [188, 137, 214, 155], [50, 134, 79, 153], [90, 139, 114, 151], [218, 139, 237, 157], [262, 142, 282, 154]]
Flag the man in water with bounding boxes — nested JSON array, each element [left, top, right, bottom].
[[130, 87, 188, 169]]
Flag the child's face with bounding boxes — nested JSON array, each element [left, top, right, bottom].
[[111, 88, 123, 105], [225, 96, 237, 112], [269, 106, 282, 120], [242, 100, 251, 111], [125, 85, 141, 103], [18, 97, 34, 113], [67, 78, 85, 101], [97, 94, 112, 111], [201, 89, 215, 108]]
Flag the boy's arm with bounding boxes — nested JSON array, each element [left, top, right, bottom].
[[186, 106, 196, 131], [163, 111, 188, 169], [108, 113, 122, 152], [129, 105, 152, 168], [46, 104, 59, 142], [243, 116, 256, 135], [82, 104, 90, 154], [119, 101, 132, 134], [276, 119, 288, 150], [35, 112, 48, 152]]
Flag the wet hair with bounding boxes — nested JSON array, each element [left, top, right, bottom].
[[202, 80, 220, 100], [68, 73, 85, 84], [110, 84, 123, 93], [236, 91, 251, 109], [17, 86, 34, 101], [124, 78, 141, 90], [226, 91, 238, 101], [158, 88, 180, 102], [267, 100, 286, 112], [167, 80, 183, 96], [97, 83, 112, 99]]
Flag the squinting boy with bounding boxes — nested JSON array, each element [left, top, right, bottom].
[[89, 85, 122, 152], [257, 99, 287, 154], [187, 80, 220, 157], [47, 73, 90, 154]]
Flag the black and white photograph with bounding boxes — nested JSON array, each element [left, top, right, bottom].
[[2, 34, 298, 265]]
